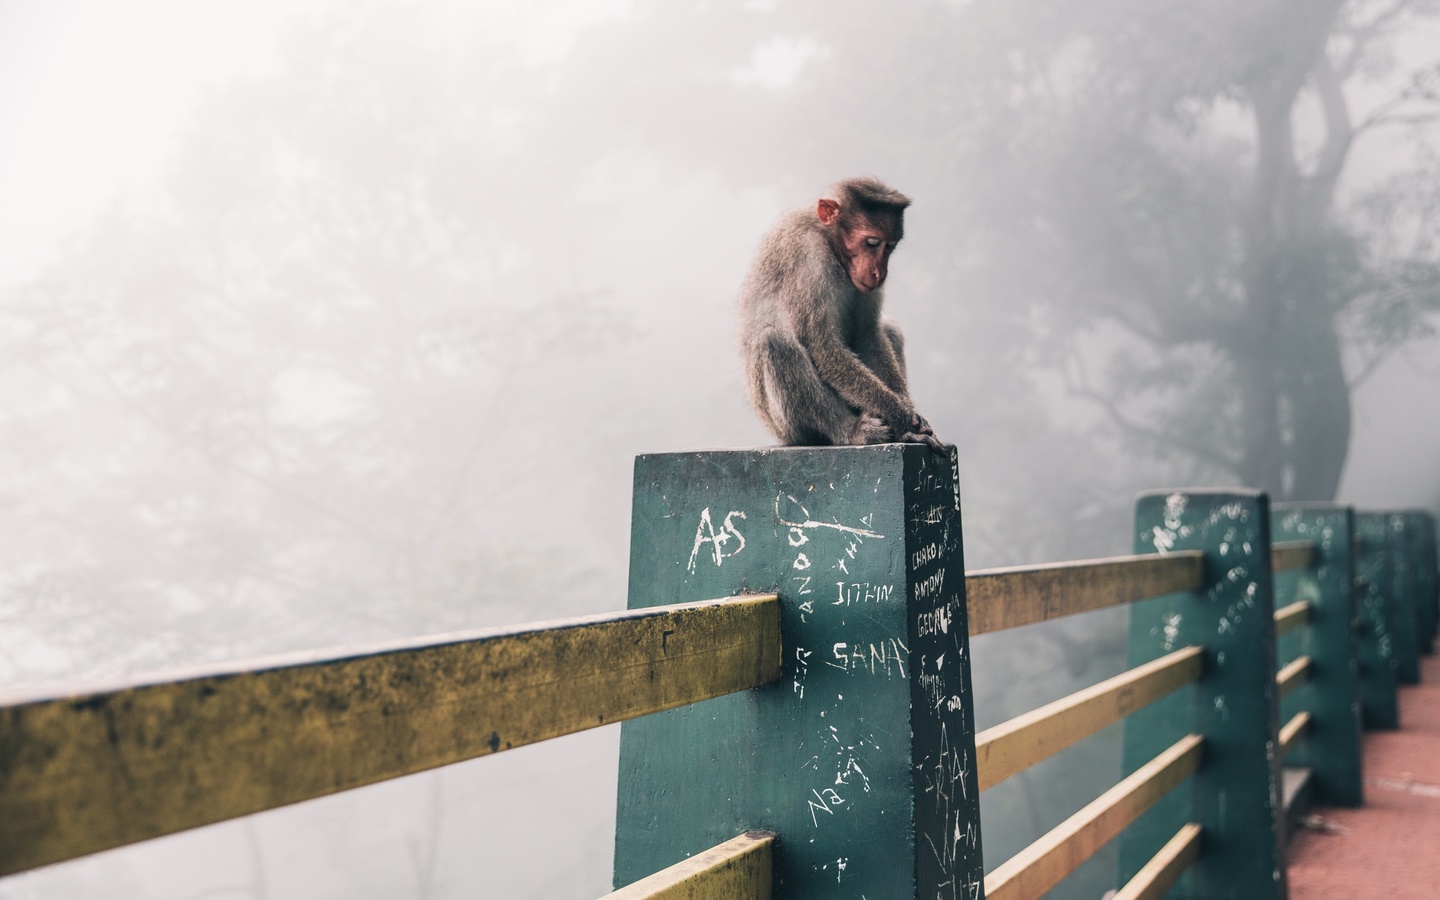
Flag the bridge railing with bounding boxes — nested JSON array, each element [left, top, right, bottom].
[[0, 597, 783, 894], [967, 551, 1207, 900], [1269, 506, 1363, 810], [2, 446, 1437, 900]]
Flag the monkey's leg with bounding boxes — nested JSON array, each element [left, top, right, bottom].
[[865, 320, 942, 449], [756, 333, 885, 446]]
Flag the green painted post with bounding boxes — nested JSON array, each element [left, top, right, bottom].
[[613, 446, 984, 899], [1271, 503, 1363, 806], [1387, 514, 1421, 685], [1121, 490, 1285, 900], [1354, 513, 1399, 729], [1401, 511, 1437, 656]]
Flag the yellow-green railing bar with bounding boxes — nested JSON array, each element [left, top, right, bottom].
[[0, 594, 782, 876], [976, 646, 1203, 791], [602, 832, 775, 900], [1279, 711, 1311, 758], [1276, 655, 1313, 701], [1271, 540, 1315, 574], [983, 734, 1204, 900], [967, 552, 1205, 636], [1274, 601, 1312, 638], [1112, 822, 1203, 900]]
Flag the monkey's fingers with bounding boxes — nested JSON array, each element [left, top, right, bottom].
[[899, 431, 947, 452]]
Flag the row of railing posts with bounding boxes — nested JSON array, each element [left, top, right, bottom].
[[1, 446, 1436, 899], [616, 452, 1438, 899]]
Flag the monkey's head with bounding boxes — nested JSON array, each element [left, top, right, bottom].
[[817, 177, 911, 294]]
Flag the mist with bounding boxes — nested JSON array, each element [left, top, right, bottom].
[[2, 1, 1438, 898]]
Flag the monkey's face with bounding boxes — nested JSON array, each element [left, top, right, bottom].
[[816, 200, 903, 293], [839, 217, 900, 293]]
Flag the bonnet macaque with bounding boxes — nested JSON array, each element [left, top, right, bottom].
[[739, 177, 941, 449]]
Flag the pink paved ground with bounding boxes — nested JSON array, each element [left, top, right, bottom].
[[1287, 653, 1440, 899]]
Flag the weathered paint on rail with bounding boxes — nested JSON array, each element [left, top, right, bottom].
[[1112, 822, 1203, 900], [1273, 601, 1311, 638], [1276, 655, 1313, 701], [0, 595, 781, 875], [976, 646, 1202, 791], [603, 832, 774, 900], [1279, 711, 1311, 759], [967, 551, 1205, 635], [984, 734, 1203, 900], [1271, 540, 1316, 574]]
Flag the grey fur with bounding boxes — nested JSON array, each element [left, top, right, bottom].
[[738, 179, 938, 448]]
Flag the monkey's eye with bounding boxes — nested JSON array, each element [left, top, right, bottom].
[[865, 237, 882, 248]]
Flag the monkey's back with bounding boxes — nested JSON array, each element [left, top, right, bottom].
[[738, 208, 844, 352]]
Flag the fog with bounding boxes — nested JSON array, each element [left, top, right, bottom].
[[2, 1, 1438, 898]]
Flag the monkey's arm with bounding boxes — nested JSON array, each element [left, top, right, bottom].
[[859, 316, 911, 397], [789, 290, 914, 428], [866, 316, 943, 450]]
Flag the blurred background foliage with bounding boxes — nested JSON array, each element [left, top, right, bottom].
[[2, 1, 1439, 897]]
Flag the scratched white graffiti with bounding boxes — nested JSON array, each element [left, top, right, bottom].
[[911, 542, 940, 568], [919, 722, 972, 882], [916, 602, 953, 637], [685, 507, 747, 573], [832, 581, 896, 606], [775, 493, 885, 539], [793, 646, 812, 699], [806, 787, 844, 827], [950, 452, 961, 512], [915, 568, 946, 600], [826, 638, 910, 677]]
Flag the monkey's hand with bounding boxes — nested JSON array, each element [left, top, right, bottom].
[[850, 413, 893, 445], [900, 413, 945, 451]]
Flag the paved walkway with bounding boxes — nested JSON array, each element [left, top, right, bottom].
[[1288, 653, 1440, 899]]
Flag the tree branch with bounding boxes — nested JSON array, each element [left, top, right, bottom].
[[1334, 0, 1418, 80], [1068, 384, 1240, 473]]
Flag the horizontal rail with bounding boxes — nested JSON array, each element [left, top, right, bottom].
[[983, 733, 1204, 900], [1272, 540, 1315, 573], [603, 832, 774, 899], [1278, 599, 1313, 636], [0, 594, 782, 876], [1279, 711, 1311, 759], [967, 551, 1206, 636], [1274, 601, 1312, 638], [1276, 655, 1313, 700], [1112, 822, 1203, 900], [976, 646, 1203, 790]]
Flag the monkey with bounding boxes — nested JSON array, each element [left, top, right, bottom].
[[739, 177, 942, 450]]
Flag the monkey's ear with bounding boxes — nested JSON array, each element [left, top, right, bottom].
[[816, 198, 840, 225]]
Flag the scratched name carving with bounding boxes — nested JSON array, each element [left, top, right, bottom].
[[685, 507, 747, 573]]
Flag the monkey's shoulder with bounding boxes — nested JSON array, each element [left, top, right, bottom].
[[743, 210, 845, 299]]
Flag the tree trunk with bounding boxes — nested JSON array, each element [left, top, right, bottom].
[[1283, 317, 1352, 500]]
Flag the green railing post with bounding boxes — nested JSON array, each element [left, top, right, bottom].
[[1272, 503, 1363, 806], [1121, 490, 1285, 900], [1354, 513, 1400, 729], [1387, 514, 1422, 685], [613, 446, 984, 898], [1401, 511, 1437, 657]]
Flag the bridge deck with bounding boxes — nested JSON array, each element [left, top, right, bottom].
[[1288, 653, 1440, 899]]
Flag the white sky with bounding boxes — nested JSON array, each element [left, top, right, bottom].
[[0, 1, 311, 285], [0, 0, 628, 289]]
